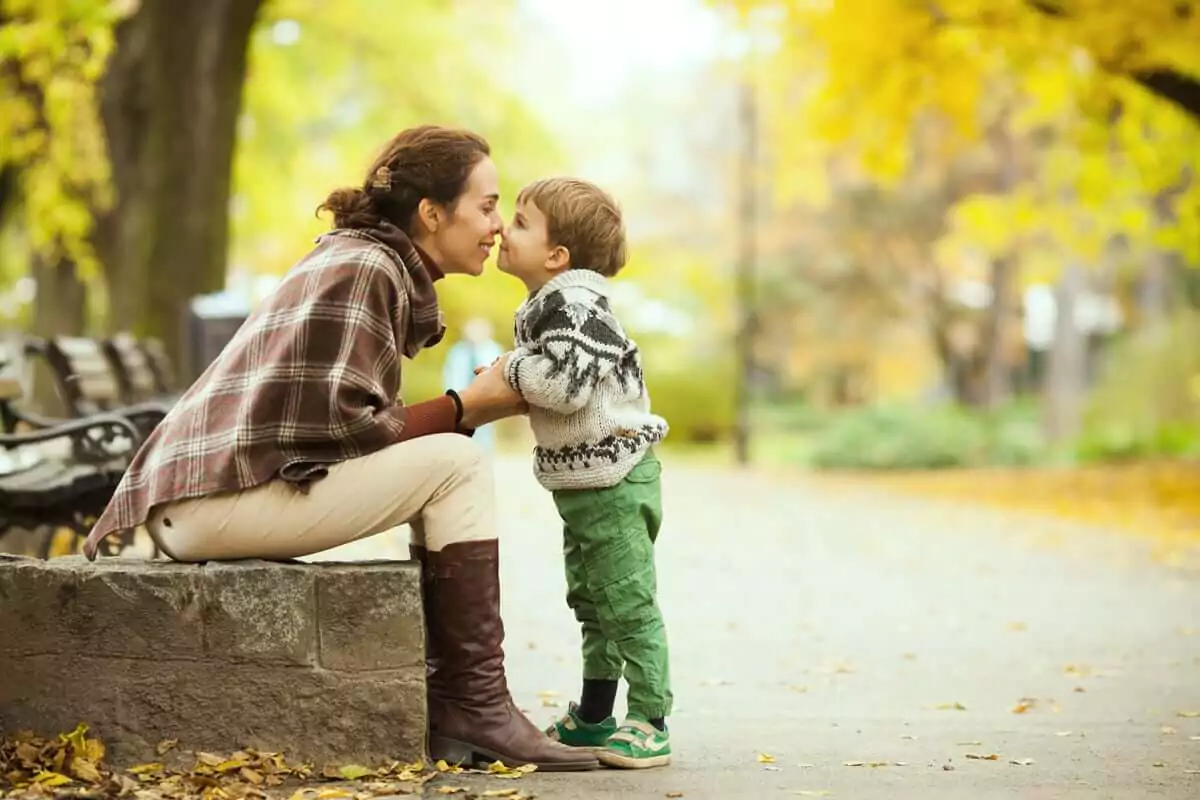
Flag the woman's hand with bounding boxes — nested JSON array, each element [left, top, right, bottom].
[[458, 359, 527, 429]]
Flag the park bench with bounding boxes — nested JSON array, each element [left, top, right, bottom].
[[28, 335, 171, 441], [102, 332, 181, 405], [0, 338, 144, 558]]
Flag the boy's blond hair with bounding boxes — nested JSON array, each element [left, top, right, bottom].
[[517, 178, 628, 277]]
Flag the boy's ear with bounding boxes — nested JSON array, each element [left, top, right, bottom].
[[417, 198, 441, 233], [546, 245, 571, 272]]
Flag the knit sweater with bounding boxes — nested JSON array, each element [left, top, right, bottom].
[[503, 269, 668, 490]]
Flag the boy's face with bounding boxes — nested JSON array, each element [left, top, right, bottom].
[[498, 197, 567, 291]]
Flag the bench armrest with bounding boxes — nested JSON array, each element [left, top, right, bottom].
[[0, 413, 141, 462]]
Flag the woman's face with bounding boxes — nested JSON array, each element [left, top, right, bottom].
[[430, 157, 503, 276]]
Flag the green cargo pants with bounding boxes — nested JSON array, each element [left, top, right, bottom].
[[552, 450, 672, 721]]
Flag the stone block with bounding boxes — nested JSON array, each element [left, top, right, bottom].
[[316, 561, 425, 671], [0, 654, 425, 766], [201, 561, 317, 665], [0, 555, 427, 766]]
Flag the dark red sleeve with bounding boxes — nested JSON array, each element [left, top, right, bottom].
[[395, 395, 461, 441]]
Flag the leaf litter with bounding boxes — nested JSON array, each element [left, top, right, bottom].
[[1, 724, 537, 800]]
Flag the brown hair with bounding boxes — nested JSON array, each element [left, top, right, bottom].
[[318, 125, 490, 234], [518, 178, 627, 277]]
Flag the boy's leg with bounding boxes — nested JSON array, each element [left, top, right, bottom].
[[560, 453, 672, 767], [543, 504, 623, 747], [560, 515, 626, 689]]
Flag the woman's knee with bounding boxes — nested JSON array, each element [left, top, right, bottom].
[[427, 433, 488, 478]]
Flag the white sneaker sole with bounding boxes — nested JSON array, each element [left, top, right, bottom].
[[597, 750, 672, 769]]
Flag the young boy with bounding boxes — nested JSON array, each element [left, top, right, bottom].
[[495, 177, 672, 769]]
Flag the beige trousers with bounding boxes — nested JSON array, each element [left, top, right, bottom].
[[146, 434, 494, 561]]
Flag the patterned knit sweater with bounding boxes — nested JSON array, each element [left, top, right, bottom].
[[504, 270, 668, 490]]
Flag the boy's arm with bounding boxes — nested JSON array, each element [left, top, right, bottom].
[[503, 302, 625, 415]]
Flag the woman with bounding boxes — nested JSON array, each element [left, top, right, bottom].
[[82, 125, 598, 772]]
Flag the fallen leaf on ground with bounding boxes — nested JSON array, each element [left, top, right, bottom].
[[1162, 726, 1178, 735], [1006, 621, 1027, 632], [486, 761, 537, 778], [435, 759, 464, 774], [1177, 711, 1200, 718], [33, 770, 73, 787], [1010, 759, 1035, 766], [1055, 731, 1074, 736], [933, 702, 967, 711], [315, 790, 355, 799], [842, 761, 864, 767], [757, 753, 776, 764], [70, 757, 103, 783], [1190, 736, 1200, 741], [339, 765, 375, 780], [128, 763, 166, 775], [1074, 687, 1087, 693], [196, 752, 225, 768], [1011, 698, 1036, 714], [901, 734, 918, 740], [1153, 761, 1167, 768], [435, 788, 467, 795], [481, 791, 521, 798], [965, 753, 1001, 761], [666, 793, 684, 799], [1063, 664, 1092, 678], [156, 739, 179, 756]]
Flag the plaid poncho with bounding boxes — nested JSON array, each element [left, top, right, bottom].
[[83, 225, 445, 559]]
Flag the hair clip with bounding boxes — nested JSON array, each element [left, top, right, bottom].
[[370, 165, 391, 190]]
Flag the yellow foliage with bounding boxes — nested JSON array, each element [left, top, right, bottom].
[[0, 0, 129, 275], [720, 0, 1200, 267]]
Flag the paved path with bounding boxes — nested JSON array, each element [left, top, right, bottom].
[[314, 453, 1200, 800]]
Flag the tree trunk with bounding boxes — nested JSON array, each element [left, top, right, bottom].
[[1042, 263, 1088, 443], [30, 255, 86, 413], [980, 255, 1015, 407], [96, 0, 263, 374]]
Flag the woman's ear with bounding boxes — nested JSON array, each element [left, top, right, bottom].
[[546, 245, 571, 272], [417, 198, 441, 234]]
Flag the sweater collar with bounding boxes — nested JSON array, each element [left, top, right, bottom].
[[532, 269, 609, 303]]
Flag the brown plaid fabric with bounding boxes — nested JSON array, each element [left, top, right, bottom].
[[83, 226, 445, 558]]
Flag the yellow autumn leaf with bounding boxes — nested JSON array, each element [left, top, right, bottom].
[[933, 702, 967, 711], [481, 791, 520, 798], [338, 764, 375, 780], [60, 723, 89, 755], [34, 770, 73, 787], [127, 763, 166, 775], [435, 759, 463, 774], [315, 790, 355, 800], [435, 788, 468, 796], [157, 739, 179, 755], [1177, 711, 1200, 718], [756, 753, 776, 764], [70, 757, 103, 783]]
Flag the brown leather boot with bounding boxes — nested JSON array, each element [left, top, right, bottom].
[[421, 540, 598, 771]]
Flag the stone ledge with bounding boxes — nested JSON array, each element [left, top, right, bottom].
[[0, 555, 427, 765]]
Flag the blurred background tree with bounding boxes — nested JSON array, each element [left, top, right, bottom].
[[1, 0, 1197, 468]]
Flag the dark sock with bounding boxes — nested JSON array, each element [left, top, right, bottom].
[[577, 678, 618, 723], [649, 717, 666, 731]]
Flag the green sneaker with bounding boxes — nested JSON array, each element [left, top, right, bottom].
[[545, 701, 617, 749], [597, 717, 671, 769]]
